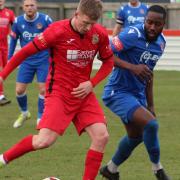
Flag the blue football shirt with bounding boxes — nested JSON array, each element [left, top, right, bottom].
[[9, 12, 52, 65], [104, 24, 166, 98], [116, 2, 148, 28]]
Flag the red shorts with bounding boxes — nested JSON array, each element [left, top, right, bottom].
[[37, 92, 106, 135], [0, 49, 8, 68]]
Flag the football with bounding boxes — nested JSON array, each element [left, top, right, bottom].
[[42, 177, 60, 180]]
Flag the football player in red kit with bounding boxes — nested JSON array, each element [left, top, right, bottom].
[[0, 0, 114, 179], [0, 0, 15, 105]]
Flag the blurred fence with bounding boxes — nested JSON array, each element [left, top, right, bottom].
[[6, 1, 180, 71], [5, 1, 180, 29]]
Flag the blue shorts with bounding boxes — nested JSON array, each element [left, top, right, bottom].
[[102, 90, 147, 124], [17, 62, 49, 83]]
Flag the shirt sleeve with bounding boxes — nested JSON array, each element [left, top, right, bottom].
[[8, 19, 19, 59], [116, 6, 125, 25], [33, 24, 58, 50], [111, 26, 139, 53], [8, 9, 15, 25], [45, 15, 53, 25], [98, 28, 113, 61]]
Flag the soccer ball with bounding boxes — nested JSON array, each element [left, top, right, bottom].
[[42, 177, 60, 180]]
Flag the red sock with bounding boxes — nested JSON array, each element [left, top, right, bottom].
[[83, 149, 103, 180], [3, 135, 35, 163], [0, 83, 3, 96]]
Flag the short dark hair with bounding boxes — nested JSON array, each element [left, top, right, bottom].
[[147, 5, 167, 20], [77, 0, 103, 21]]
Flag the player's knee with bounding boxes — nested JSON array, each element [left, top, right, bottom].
[[16, 87, 26, 95], [39, 88, 45, 96], [33, 136, 56, 149], [93, 131, 109, 146], [144, 120, 159, 133]]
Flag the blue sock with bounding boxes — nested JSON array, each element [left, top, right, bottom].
[[37, 94, 44, 119], [16, 93, 27, 112], [112, 135, 142, 166], [143, 120, 160, 164]]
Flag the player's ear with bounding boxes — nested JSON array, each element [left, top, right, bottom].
[[74, 11, 79, 18]]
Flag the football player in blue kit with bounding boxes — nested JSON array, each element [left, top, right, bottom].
[[113, 0, 148, 36], [100, 5, 171, 180], [8, 0, 52, 128]]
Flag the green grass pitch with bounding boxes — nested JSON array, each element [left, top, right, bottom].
[[0, 70, 180, 180]]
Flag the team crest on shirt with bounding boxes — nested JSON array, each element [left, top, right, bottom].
[[160, 43, 165, 51], [140, 9, 145, 14], [36, 23, 43, 30], [5, 11, 10, 17], [92, 34, 99, 44]]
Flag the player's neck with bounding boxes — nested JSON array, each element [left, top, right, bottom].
[[0, 5, 4, 10], [130, 2, 139, 7], [71, 17, 78, 32], [25, 13, 37, 21]]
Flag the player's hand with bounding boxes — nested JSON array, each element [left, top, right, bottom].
[[71, 81, 93, 99], [131, 64, 153, 82], [147, 106, 156, 117]]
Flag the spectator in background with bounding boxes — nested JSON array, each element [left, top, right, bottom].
[[113, 0, 148, 36], [8, 0, 52, 128], [0, 0, 15, 106]]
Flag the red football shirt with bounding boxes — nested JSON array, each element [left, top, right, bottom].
[[0, 8, 15, 49], [34, 19, 113, 95]]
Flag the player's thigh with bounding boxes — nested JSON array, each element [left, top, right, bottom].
[[125, 106, 155, 137], [36, 61, 49, 83], [37, 94, 75, 135], [74, 93, 106, 135], [17, 63, 36, 83], [103, 92, 143, 124], [131, 106, 155, 127]]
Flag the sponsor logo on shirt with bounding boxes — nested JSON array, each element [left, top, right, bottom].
[[0, 18, 9, 27], [67, 50, 96, 60], [127, 16, 144, 24], [112, 36, 123, 51], [140, 51, 160, 64], [66, 49, 96, 67], [67, 39, 75, 44], [23, 31, 39, 40]]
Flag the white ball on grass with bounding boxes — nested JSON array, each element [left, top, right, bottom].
[[42, 177, 60, 180]]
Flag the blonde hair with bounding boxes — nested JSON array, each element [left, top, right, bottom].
[[77, 0, 103, 21]]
